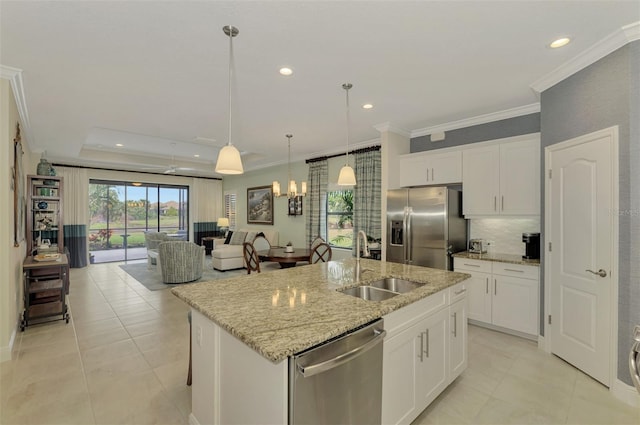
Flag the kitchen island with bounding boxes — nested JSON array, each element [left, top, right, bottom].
[[172, 258, 470, 424]]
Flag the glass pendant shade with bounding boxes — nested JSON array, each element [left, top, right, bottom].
[[338, 164, 356, 186], [273, 181, 281, 197], [215, 144, 243, 174]]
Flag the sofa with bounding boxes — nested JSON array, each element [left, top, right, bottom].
[[212, 229, 278, 271]]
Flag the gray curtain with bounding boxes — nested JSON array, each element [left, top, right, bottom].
[[353, 150, 382, 252], [306, 160, 328, 246]]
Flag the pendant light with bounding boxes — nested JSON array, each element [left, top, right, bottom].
[[215, 25, 244, 175], [273, 134, 307, 198], [337, 83, 356, 186]]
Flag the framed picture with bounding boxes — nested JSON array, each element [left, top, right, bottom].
[[288, 196, 303, 216], [247, 185, 273, 225]]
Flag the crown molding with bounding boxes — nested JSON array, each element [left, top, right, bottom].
[[373, 122, 411, 138], [531, 21, 640, 93], [410, 103, 540, 138], [0, 65, 33, 149]]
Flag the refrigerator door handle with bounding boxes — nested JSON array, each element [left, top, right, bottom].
[[405, 207, 412, 264]]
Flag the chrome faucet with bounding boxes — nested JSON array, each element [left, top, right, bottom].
[[356, 230, 370, 263]]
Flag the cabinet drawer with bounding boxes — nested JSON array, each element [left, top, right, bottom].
[[449, 282, 468, 304], [454, 257, 491, 273], [492, 262, 539, 280], [383, 290, 448, 339]]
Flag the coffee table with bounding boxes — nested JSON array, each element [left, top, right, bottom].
[[258, 247, 311, 268]]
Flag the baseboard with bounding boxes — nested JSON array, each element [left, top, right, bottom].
[[611, 378, 640, 407], [188, 413, 200, 425], [0, 328, 17, 363], [468, 319, 538, 341]]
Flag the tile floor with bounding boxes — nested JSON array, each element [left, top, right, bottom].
[[1, 261, 638, 424]]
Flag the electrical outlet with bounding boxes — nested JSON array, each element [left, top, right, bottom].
[[196, 325, 203, 347]]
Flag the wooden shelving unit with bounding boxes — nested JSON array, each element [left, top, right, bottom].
[[21, 254, 70, 331], [27, 175, 64, 255]]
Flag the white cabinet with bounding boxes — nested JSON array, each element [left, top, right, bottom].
[[382, 285, 468, 425], [455, 258, 539, 337], [399, 150, 462, 187], [462, 136, 540, 216]]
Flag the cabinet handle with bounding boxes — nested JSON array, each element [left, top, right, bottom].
[[494, 196, 497, 211], [452, 312, 457, 337], [486, 277, 489, 294], [501, 196, 504, 211], [418, 332, 424, 362], [426, 169, 429, 182], [424, 329, 430, 358], [454, 288, 467, 295], [494, 279, 497, 295], [432, 168, 435, 181], [504, 268, 524, 273], [463, 263, 480, 268]]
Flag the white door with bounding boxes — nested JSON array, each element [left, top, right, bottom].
[[548, 128, 616, 386]]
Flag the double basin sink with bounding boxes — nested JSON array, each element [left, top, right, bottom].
[[338, 278, 425, 301]]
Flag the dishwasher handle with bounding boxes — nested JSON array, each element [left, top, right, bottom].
[[297, 329, 386, 378]]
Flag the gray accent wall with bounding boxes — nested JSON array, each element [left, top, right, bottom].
[[541, 41, 639, 386], [410, 113, 540, 153]]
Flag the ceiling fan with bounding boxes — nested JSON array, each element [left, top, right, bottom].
[[142, 143, 197, 174]]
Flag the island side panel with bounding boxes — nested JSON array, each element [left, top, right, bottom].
[[191, 309, 288, 425]]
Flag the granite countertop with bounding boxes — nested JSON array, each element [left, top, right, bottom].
[[452, 251, 540, 266], [171, 258, 470, 363]]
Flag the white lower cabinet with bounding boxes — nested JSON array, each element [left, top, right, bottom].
[[382, 284, 468, 425], [454, 258, 539, 337]]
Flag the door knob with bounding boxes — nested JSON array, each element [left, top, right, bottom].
[[586, 269, 607, 278]]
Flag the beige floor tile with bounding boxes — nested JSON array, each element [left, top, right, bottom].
[[165, 385, 192, 419], [81, 338, 141, 371], [77, 326, 132, 351], [507, 350, 579, 393], [18, 323, 77, 350], [117, 309, 163, 326], [474, 396, 563, 425], [153, 358, 190, 391], [140, 340, 189, 369], [491, 373, 572, 423], [412, 398, 470, 425], [84, 353, 152, 393], [437, 377, 492, 421], [566, 373, 640, 424], [74, 317, 124, 339]]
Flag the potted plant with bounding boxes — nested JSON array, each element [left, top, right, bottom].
[[285, 241, 294, 253]]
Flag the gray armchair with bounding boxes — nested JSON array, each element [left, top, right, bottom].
[[145, 231, 170, 266], [159, 241, 205, 284]]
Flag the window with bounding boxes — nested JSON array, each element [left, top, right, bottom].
[[326, 189, 353, 248], [224, 191, 237, 229]]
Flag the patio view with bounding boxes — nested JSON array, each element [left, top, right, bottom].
[[89, 181, 189, 263]]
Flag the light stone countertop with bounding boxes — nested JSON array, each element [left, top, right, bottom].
[[452, 251, 540, 266], [171, 258, 470, 363]]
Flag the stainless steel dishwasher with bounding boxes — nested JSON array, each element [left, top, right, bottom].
[[289, 319, 386, 424]]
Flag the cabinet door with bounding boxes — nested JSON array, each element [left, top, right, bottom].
[[382, 326, 420, 424], [415, 308, 449, 410], [499, 139, 540, 215], [462, 145, 500, 216], [492, 275, 539, 335], [399, 155, 429, 187], [449, 299, 468, 380], [455, 268, 492, 323]]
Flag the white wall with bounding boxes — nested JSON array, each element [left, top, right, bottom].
[[1, 78, 34, 362]]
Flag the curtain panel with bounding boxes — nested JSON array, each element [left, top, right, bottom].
[[192, 178, 223, 243], [57, 167, 89, 267], [305, 160, 328, 246], [353, 150, 382, 252]]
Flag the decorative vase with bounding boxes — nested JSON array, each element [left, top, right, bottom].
[[37, 158, 52, 176]]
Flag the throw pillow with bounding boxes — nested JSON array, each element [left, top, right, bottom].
[[229, 230, 247, 245], [224, 231, 233, 244], [245, 231, 257, 243]]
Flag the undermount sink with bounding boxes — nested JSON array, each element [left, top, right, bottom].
[[338, 286, 399, 301], [338, 278, 426, 301], [369, 277, 426, 294]]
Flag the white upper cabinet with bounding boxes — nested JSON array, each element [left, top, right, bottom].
[[462, 135, 540, 217], [399, 150, 462, 187]]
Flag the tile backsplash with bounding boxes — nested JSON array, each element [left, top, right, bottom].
[[469, 218, 540, 256]]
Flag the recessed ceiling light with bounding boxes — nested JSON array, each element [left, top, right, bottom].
[[279, 67, 293, 76], [550, 37, 571, 48], [115, 143, 123, 147], [194, 154, 200, 158], [362, 103, 374, 110]]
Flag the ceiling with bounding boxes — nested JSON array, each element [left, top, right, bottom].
[[1, 1, 638, 178]]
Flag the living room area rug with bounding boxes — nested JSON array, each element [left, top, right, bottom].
[[119, 260, 248, 291]]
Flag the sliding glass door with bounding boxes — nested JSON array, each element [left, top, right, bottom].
[[89, 180, 189, 263]]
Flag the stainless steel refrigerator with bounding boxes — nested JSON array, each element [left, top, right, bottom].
[[386, 186, 467, 270]]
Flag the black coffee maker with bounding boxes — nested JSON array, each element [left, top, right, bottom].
[[522, 233, 540, 259]]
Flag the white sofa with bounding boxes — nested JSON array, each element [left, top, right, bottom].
[[212, 229, 279, 271]]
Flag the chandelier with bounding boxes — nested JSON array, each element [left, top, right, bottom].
[[215, 25, 244, 175], [273, 134, 307, 198]]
